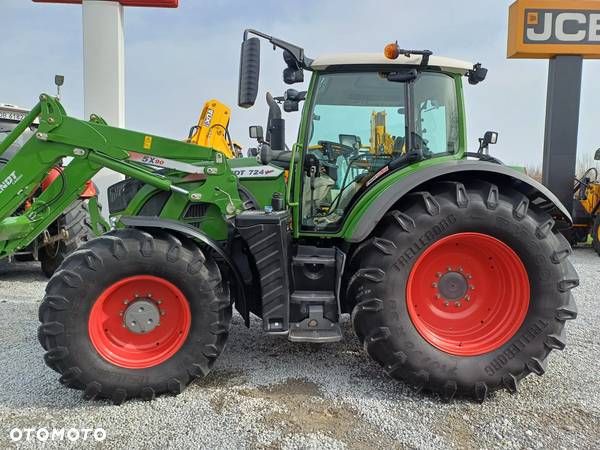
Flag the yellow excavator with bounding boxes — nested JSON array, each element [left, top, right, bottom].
[[187, 99, 241, 159], [571, 148, 600, 255]]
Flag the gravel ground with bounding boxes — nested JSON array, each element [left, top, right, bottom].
[[0, 248, 598, 450]]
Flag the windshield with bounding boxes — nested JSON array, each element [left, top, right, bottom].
[[301, 71, 460, 230]]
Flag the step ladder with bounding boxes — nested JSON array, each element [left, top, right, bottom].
[[287, 246, 345, 343]]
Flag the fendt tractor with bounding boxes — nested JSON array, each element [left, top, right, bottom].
[[0, 31, 578, 404]]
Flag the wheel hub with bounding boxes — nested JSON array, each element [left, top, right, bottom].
[[123, 299, 160, 334], [437, 271, 468, 300], [88, 275, 191, 369], [406, 232, 530, 356]]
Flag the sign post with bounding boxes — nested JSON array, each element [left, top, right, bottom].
[[32, 0, 178, 213], [508, 0, 600, 210]]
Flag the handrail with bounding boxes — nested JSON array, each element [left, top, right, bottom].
[[287, 143, 300, 207]]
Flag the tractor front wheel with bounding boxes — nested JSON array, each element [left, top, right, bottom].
[[38, 228, 231, 404], [348, 181, 578, 402]]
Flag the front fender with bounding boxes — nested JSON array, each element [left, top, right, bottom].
[[344, 160, 571, 243]]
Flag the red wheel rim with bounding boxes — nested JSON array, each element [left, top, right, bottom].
[[406, 232, 529, 356], [88, 275, 191, 369]]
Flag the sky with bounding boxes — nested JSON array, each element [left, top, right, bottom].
[[1, 0, 599, 168]]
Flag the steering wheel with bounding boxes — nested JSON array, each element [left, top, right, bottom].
[[317, 140, 357, 162]]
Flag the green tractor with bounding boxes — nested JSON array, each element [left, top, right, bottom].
[[0, 102, 102, 276], [1, 31, 578, 403]]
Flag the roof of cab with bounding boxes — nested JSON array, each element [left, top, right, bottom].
[[309, 53, 474, 74]]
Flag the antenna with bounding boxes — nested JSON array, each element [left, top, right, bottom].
[[54, 75, 65, 100]]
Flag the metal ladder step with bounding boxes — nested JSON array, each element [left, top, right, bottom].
[[288, 291, 343, 343]]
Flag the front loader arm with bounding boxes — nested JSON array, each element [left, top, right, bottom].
[[0, 94, 244, 258]]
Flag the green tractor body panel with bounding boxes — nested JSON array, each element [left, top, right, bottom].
[[111, 156, 286, 241]]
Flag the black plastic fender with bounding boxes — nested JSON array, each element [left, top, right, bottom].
[[119, 216, 249, 326], [349, 160, 572, 243]]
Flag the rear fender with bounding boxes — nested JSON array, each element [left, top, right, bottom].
[[345, 160, 571, 243]]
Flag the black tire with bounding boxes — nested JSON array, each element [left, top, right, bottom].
[[592, 215, 600, 256], [348, 180, 579, 402], [39, 199, 95, 278], [38, 228, 231, 404]]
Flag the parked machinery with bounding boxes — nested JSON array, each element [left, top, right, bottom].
[[571, 149, 600, 254], [0, 31, 578, 403], [0, 103, 104, 276]]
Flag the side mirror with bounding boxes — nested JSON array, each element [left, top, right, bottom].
[[284, 89, 306, 102], [249, 125, 264, 141], [282, 89, 306, 112], [283, 101, 299, 112], [484, 131, 498, 146], [238, 37, 261, 109], [595, 148, 600, 161], [478, 131, 498, 154], [468, 63, 488, 85], [283, 50, 304, 85]]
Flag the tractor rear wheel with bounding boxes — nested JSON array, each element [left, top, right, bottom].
[[592, 215, 600, 256], [348, 180, 578, 402], [38, 228, 231, 404], [39, 199, 95, 278]]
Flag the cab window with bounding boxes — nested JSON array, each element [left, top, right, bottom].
[[300, 71, 460, 231]]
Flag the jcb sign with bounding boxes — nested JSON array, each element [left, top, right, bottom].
[[508, 0, 600, 59]]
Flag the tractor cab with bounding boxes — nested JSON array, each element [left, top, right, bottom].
[[298, 65, 463, 230], [238, 30, 487, 235]]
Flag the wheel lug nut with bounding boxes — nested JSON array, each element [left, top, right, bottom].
[[466, 274, 472, 279], [447, 266, 452, 272], [123, 300, 129, 305], [436, 272, 442, 278], [458, 267, 464, 272], [469, 285, 475, 290], [455, 302, 461, 307], [464, 295, 471, 302], [432, 282, 438, 288], [444, 301, 449, 307], [435, 294, 442, 299]]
